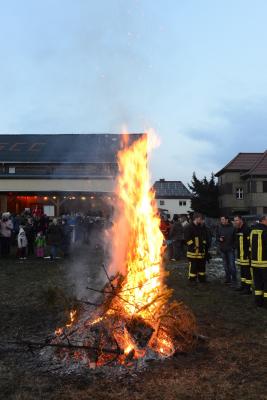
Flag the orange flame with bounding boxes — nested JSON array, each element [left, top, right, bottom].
[[109, 133, 173, 355], [66, 310, 77, 328], [55, 309, 77, 336]]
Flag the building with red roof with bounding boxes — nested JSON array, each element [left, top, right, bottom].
[[215, 151, 267, 216]]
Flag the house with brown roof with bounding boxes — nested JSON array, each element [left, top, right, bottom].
[[215, 151, 267, 216]]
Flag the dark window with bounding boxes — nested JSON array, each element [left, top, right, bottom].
[[251, 181, 257, 193], [263, 207, 267, 214], [159, 200, 165, 206], [263, 181, 267, 192], [179, 200, 186, 206], [247, 181, 256, 193]]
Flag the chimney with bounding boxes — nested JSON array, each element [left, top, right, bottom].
[[159, 178, 165, 182]]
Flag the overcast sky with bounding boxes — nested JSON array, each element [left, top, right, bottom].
[[0, 0, 267, 185]]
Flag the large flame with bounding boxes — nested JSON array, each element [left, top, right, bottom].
[[53, 132, 196, 367], [107, 133, 174, 358], [113, 134, 171, 319]]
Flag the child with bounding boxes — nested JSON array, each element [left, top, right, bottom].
[[17, 225, 28, 259], [35, 231, 46, 258]]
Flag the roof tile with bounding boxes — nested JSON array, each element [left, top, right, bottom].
[[153, 180, 191, 198]]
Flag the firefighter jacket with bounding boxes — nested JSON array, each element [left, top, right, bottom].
[[250, 223, 267, 268], [184, 222, 207, 260], [235, 224, 250, 266]]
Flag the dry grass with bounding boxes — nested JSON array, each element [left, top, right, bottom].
[[0, 251, 267, 400]]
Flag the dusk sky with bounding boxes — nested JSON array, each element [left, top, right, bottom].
[[0, 0, 267, 185]]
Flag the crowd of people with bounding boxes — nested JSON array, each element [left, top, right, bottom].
[[1, 208, 266, 308], [165, 212, 267, 309], [0, 211, 108, 260]]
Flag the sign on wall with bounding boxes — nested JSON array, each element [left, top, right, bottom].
[[43, 205, 55, 217]]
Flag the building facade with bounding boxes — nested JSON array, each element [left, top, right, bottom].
[[153, 179, 192, 218], [0, 133, 142, 216], [215, 151, 267, 216]]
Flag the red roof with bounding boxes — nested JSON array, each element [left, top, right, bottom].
[[215, 152, 263, 176], [242, 150, 267, 176]]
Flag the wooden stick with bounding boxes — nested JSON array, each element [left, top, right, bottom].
[[5, 339, 124, 355]]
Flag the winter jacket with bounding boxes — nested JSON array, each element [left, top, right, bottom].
[[160, 220, 170, 240], [0, 220, 13, 237], [235, 223, 250, 266], [35, 235, 46, 248], [46, 224, 62, 246], [25, 223, 36, 243], [216, 223, 235, 252], [17, 228, 28, 248], [250, 223, 267, 268], [169, 221, 184, 241], [184, 222, 208, 260]]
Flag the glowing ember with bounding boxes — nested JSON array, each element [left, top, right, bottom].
[[66, 310, 77, 328]]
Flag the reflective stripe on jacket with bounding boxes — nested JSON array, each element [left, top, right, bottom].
[[250, 223, 267, 268], [184, 223, 207, 260], [236, 224, 250, 266]]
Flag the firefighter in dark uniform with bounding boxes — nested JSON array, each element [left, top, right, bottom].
[[233, 215, 252, 294], [250, 215, 267, 307], [184, 213, 208, 282]]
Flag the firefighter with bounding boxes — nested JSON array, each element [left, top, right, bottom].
[[184, 212, 208, 283], [233, 215, 252, 294], [250, 215, 267, 307]]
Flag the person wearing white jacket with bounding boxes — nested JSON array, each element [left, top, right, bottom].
[[17, 226, 28, 259]]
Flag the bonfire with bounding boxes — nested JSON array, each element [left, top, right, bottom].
[[50, 134, 196, 370]]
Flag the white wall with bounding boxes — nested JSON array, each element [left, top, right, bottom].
[[156, 198, 192, 218]]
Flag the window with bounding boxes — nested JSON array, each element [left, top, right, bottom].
[[179, 200, 186, 206], [263, 181, 267, 193], [236, 188, 244, 200], [43, 205, 55, 217], [159, 200, 165, 206], [8, 167, 15, 174], [247, 180, 256, 193]]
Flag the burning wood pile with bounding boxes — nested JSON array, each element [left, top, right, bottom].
[[46, 134, 197, 371]]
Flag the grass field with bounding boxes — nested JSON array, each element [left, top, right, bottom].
[[0, 247, 267, 400]]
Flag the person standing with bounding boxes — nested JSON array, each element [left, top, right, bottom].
[[0, 214, 13, 257], [169, 215, 184, 261], [46, 219, 62, 260], [184, 213, 208, 283], [250, 215, 267, 308], [61, 219, 72, 257], [160, 215, 171, 241], [17, 225, 28, 259], [25, 218, 36, 257], [233, 215, 252, 294], [216, 216, 236, 285], [35, 231, 46, 258], [201, 218, 213, 269]]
